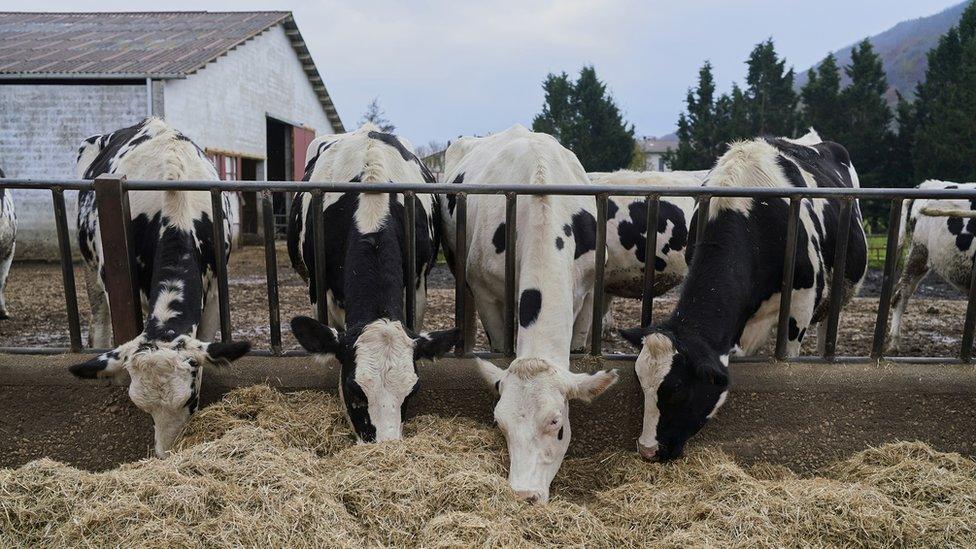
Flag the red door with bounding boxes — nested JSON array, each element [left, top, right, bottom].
[[292, 126, 316, 181]]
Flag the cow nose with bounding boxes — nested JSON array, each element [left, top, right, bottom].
[[638, 442, 658, 461], [516, 490, 542, 504]]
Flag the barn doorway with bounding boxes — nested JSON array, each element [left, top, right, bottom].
[[266, 116, 315, 237]]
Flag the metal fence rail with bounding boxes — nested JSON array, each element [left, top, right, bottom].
[[4, 176, 976, 364]]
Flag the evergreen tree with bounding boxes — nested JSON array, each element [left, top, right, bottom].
[[667, 62, 722, 170], [912, 2, 976, 182], [532, 72, 574, 143], [532, 66, 635, 172], [800, 53, 844, 139], [745, 39, 799, 137], [888, 92, 917, 189], [715, 84, 751, 145], [359, 98, 395, 132], [839, 40, 894, 189]]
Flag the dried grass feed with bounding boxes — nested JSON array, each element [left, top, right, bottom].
[[2, 385, 974, 547]]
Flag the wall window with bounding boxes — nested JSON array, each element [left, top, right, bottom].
[[208, 152, 242, 181]]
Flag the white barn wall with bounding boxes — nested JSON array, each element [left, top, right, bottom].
[[164, 24, 335, 159], [0, 83, 146, 259]]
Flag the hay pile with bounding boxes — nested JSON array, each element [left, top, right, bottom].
[[2, 386, 974, 547]]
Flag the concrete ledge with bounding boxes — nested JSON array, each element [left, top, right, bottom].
[[2, 353, 975, 472]]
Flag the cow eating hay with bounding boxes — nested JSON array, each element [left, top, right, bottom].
[[1, 386, 974, 547]]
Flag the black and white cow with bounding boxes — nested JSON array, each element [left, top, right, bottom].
[[621, 132, 867, 462], [590, 169, 707, 329], [287, 124, 459, 444], [68, 118, 249, 457], [890, 180, 976, 350], [0, 167, 16, 319], [440, 125, 619, 503]]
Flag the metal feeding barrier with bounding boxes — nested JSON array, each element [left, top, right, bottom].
[[4, 175, 976, 364]]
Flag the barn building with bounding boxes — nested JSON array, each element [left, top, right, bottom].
[[0, 11, 344, 259]]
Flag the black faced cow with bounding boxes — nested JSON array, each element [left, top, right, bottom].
[[0, 167, 16, 319], [890, 180, 976, 350], [287, 124, 458, 444], [68, 118, 249, 457], [439, 124, 619, 503], [621, 132, 867, 463]]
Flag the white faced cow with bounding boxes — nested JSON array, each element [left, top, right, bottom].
[[0, 167, 16, 319], [440, 125, 619, 503], [621, 132, 867, 462], [287, 124, 459, 444], [68, 118, 249, 457], [590, 169, 707, 329], [890, 180, 976, 350]]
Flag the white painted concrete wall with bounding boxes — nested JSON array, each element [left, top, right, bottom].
[[0, 84, 147, 259], [164, 24, 335, 158]]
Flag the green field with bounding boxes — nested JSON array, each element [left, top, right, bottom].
[[867, 233, 894, 270]]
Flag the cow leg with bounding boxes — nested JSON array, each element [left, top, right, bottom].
[[571, 290, 595, 352], [198, 283, 220, 342], [0, 244, 13, 319], [414, 278, 428, 331], [84, 265, 112, 348], [889, 244, 930, 352], [326, 289, 346, 329], [474, 292, 505, 353], [785, 287, 816, 358], [601, 295, 614, 336]]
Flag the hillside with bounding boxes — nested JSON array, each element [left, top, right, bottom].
[[796, 1, 969, 102]]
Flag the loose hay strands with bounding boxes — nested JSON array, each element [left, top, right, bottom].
[[2, 385, 974, 547]]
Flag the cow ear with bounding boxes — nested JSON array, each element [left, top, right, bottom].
[[290, 316, 340, 356], [697, 359, 730, 387], [414, 328, 460, 361], [476, 358, 505, 392], [68, 351, 125, 379], [205, 340, 251, 365], [565, 369, 620, 402], [619, 327, 645, 348]]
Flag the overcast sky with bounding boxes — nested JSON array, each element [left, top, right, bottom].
[[15, 0, 963, 146]]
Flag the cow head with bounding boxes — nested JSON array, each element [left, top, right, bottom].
[[291, 316, 459, 443], [68, 334, 250, 457], [620, 327, 729, 462], [477, 357, 618, 503]]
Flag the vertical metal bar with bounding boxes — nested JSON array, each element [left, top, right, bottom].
[[960, 245, 976, 362], [403, 191, 417, 331], [591, 194, 608, 356], [93, 174, 142, 345], [261, 191, 282, 355], [774, 197, 802, 359], [52, 188, 82, 351], [210, 190, 231, 343], [504, 192, 517, 356], [640, 195, 660, 327], [312, 191, 329, 326], [454, 192, 469, 356], [823, 198, 854, 360], [872, 199, 904, 359], [695, 195, 711, 250]]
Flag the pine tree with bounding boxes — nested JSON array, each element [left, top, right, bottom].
[[715, 84, 751, 145], [532, 72, 575, 143], [745, 39, 799, 137], [839, 40, 894, 188], [667, 62, 722, 170], [887, 92, 917, 189], [359, 98, 395, 133], [532, 66, 635, 172], [800, 53, 844, 139], [912, 2, 976, 182]]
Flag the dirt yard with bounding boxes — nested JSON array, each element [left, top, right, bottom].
[[0, 243, 967, 358]]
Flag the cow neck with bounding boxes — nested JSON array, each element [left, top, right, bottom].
[[342, 194, 405, 328], [666, 215, 758, 355], [144, 221, 205, 341], [514, 201, 575, 368]]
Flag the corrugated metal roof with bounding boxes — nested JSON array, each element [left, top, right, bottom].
[[0, 11, 344, 132]]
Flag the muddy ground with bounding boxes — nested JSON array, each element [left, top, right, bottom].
[[0, 243, 967, 358]]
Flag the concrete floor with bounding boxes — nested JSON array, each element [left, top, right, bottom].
[[2, 353, 975, 472]]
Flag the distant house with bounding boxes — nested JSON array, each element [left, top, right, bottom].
[[639, 136, 678, 172], [0, 11, 344, 259]]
